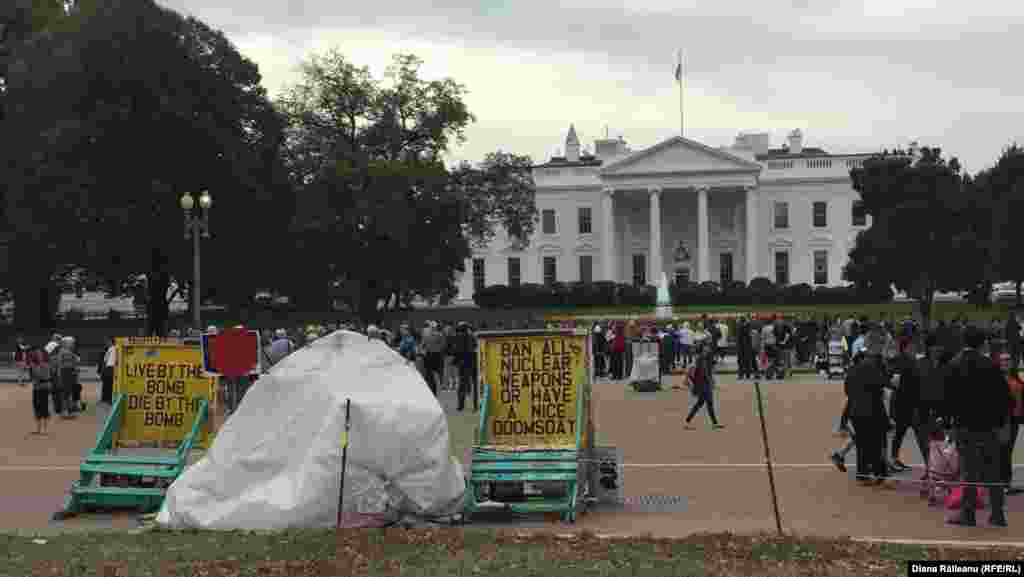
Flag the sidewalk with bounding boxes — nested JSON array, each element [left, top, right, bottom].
[[0, 366, 100, 384]]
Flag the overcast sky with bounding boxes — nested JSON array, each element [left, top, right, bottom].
[[161, 0, 1023, 174]]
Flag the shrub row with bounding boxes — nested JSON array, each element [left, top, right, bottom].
[[473, 278, 893, 309]]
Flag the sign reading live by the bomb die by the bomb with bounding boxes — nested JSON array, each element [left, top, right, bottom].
[[114, 337, 216, 447], [478, 332, 591, 449]]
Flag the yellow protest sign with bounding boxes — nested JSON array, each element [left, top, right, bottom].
[[479, 333, 590, 448], [113, 338, 217, 448]]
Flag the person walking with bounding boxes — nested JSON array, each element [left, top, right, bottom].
[[996, 342, 1023, 495], [592, 324, 606, 378], [845, 344, 890, 485], [421, 321, 446, 397], [98, 337, 116, 425], [452, 322, 478, 411], [266, 329, 295, 368], [55, 336, 81, 418], [28, 347, 53, 436], [947, 326, 1010, 527], [684, 342, 724, 430], [1006, 311, 1021, 372], [888, 348, 929, 472], [679, 322, 693, 368], [736, 317, 752, 380], [610, 324, 625, 380], [15, 335, 29, 387]]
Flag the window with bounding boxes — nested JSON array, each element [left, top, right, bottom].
[[675, 269, 690, 286], [813, 201, 827, 228], [852, 200, 866, 226], [813, 250, 828, 285], [773, 201, 789, 230], [632, 254, 646, 287], [507, 257, 521, 289], [472, 258, 485, 293], [577, 207, 592, 235], [579, 255, 593, 283], [719, 252, 733, 285], [774, 251, 789, 286], [542, 209, 557, 235], [543, 256, 557, 286]]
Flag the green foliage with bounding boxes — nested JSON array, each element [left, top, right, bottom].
[[846, 147, 970, 327], [451, 151, 539, 248], [473, 279, 886, 309]]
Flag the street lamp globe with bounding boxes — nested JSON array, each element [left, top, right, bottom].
[[179, 192, 194, 211], [198, 190, 212, 209]]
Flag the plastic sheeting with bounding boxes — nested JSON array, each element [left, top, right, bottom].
[[156, 330, 465, 530]]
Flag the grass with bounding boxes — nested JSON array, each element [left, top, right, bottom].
[[3, 528, 1022, 577], [542, 301, 1014, 321]]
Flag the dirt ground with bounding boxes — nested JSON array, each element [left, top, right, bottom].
[[4, 371, 1024, 543]]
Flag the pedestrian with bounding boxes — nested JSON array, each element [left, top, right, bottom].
[[661, 324, 677, 374], [683, 341, 724, 430], [99, 337, 116, 425], [266, 329, 295, 368], [452, 321, 478, 411], [947, 326, 1010, 527], [592, 324, 606, 378], [28, 347, 53, 436], [679, 322, 693, 368], [888, 348, 929, 472], [610, 324, 625, 380], [736, 317, 752, 380], [1006, 310, 1021, 372], [397, 324, 417, 362], [845, 344, 890, 485], [997, 342, 1023, 495], [443, 322, 458, 392], [15, 335, 29, 387], [421, 321, 446, 396], [55, 336, 82, 418]]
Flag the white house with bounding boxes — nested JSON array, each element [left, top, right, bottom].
[[453, 126, 907, 304]]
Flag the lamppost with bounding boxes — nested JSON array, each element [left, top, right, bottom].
[[180, 190, 212, 331]]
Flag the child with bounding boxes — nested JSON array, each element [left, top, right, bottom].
[[28, 348, 53, 436]]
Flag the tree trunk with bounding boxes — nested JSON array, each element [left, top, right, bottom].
[[1016, 280, 1022, 309], [11, 248, 56, 332]]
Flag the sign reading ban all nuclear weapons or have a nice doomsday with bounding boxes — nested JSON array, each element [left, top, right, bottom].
[[480, 334, 587, 448], [114, 338, 216, 447]]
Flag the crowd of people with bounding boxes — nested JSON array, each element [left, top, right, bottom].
[[826, 314, 1022, 528], [16, 333, 89, 436]]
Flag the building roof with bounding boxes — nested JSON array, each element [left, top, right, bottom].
[[566, 124, 579, 145], [534, 154, 603, 169], [755, 148, 878, 160]]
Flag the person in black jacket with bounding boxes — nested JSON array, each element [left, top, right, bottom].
[[736, 317, 753, 380], [947, 326, 1010, 527], [592, 324, 607, 378], [845, 346, 890, 484], [452, 322, 478, 412], [888, 350, 928, 472]]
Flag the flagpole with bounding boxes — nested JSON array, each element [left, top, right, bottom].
[[677, 49, 684, 137]]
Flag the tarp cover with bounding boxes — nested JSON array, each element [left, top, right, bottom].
[[156, 330, 465, 530]]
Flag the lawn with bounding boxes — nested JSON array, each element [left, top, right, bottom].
[[5, 528, 1023, 577], [542, 301, 1014, 321]]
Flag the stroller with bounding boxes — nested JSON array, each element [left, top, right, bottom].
[[826, 338, 846, 380], [924, 432, 959, 506]]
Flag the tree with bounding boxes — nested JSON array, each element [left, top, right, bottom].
[[451, 151, 539, 248], [975, 144, 1024, 307], [3, 0, 289, 334], [277, 50, 534, 321], [845, 147, 970, 329], [0, 0, 72, 331]]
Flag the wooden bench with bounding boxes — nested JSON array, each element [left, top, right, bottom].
[[63, 393, 208, 515], [464, 377, 587, 523]]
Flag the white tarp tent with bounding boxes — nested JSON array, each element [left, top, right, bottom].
[[156, 330, 465, 530]]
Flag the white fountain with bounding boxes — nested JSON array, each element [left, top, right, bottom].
[[655, 272, 673, 320]]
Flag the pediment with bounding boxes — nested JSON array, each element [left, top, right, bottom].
[[601, 136, 762, 176]]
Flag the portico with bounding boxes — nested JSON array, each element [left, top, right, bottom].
[[598, 136, 762, 285]]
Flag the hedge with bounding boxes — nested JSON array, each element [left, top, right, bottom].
[[473, 279, 893, 309]]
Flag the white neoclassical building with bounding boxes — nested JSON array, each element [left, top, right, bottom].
[[453, 126, 900, 304]]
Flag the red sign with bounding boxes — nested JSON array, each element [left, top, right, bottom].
[[202, 327, 261, 378]]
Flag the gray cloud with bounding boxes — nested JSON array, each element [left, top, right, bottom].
[[158, 0, 1024, 172]]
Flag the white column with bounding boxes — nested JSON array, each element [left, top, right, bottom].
[[601, 187, 616, 282], [697, 186, 710, 282], [745, 185, 759, 281], [648, 187, 662, 286]]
